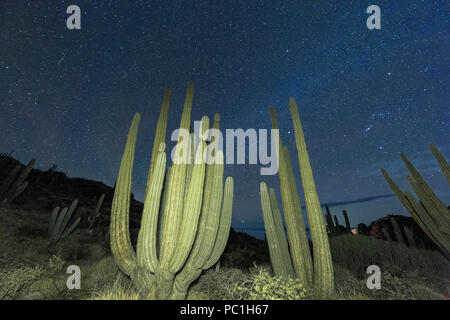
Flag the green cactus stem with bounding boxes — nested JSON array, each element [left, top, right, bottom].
[[48, 199, 81, 247], [289, 97, 334, 297]]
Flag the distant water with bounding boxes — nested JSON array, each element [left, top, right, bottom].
[[232, 225, 311, 240]]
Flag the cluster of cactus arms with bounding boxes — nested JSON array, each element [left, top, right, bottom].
[[0, 158, 35, 204], [381, 144, 450, 253], [342, 210, 352, 233], [88, 193, 105, 229], [110, 85, 234, 300], [260, 98, 333, 298], [324, 205, 352, 235], [48, 199, 81, 247]]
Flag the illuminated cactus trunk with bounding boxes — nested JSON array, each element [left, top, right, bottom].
[[171, 114, 234, 299], [324, 205, 336, 234], [260, 183, 295, 277], [269, 188, 295, 276], [268, 107, 313, 287], [289, 98, 334, 297], [110, 85, 234, 300]]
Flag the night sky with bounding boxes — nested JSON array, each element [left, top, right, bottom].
[[1, 1, 449, 238]]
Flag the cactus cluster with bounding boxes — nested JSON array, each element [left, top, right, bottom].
[[0, 159, 35, 204], [381, 144, 450, 253], [324, 205, 352, 235], [48, 199, 81, 247], [110, 85, 234, 300], [260, 98, 333, 298]]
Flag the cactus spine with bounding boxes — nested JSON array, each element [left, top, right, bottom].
[[381, 145, 450, 252], [110, 85, 234, 300]]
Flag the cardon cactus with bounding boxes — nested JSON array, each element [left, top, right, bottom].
[[342, 210, 352, 233], [261, 100, 333, 298], [381, 144, 450, 253], [110, 85, 234, 300], [48, 199, 81, 247]]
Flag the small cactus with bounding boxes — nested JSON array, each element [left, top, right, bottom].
[[0, 159, 35, 204], [48, 199, 81, 247]]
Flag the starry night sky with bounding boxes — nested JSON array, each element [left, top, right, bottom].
[[1, 1, 449, 238]]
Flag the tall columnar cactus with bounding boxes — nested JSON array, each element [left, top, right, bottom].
[[48, 199, 81, 247], [269, 188, 295, 276], [260, 183, 295, 277], [110, 85, 234, 300], [261, 101, 333, 297], [289, 98, 333, 296], [0, 159, 35, 204], [381, 145, 450, 253], [342, 210, 352, 233]]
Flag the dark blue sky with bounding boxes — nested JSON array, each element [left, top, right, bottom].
[[1, 1, 449, 238]]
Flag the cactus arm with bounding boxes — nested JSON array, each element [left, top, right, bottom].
[[390, 216, 406, 245], [48, 207, 60, 238], [5, 159, 35, 200], [381, 168, 415, 214], [333, 215, 340, 228], [270, 107, 313, 285], [51, 207, 68, 242], [260, 182, 291, 277], [324, 205, 336, 233], [146, 86, 171, 196], [168, 140, 207, 273], [95, 194, 105, 215], [269, 188, 295, 276], [184, 133, 196, 201], [342, 210, 351, 232], [110, 113, 140, 276], [159, 84, 194, 269], [137, 143, 167, 273], [289, 97, 333, 297], [0, 165, 21, 198], [204, 176, 234, 269], [59, 200, 78, 238], [429, 144, 450, 185], [157, 166, 171, 254], [401, 154, 449, 226], [60, 217, 81, 238], [403, 226, 416, 247], [188, 150, 224, 270], [9, 181, 29, 202]]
